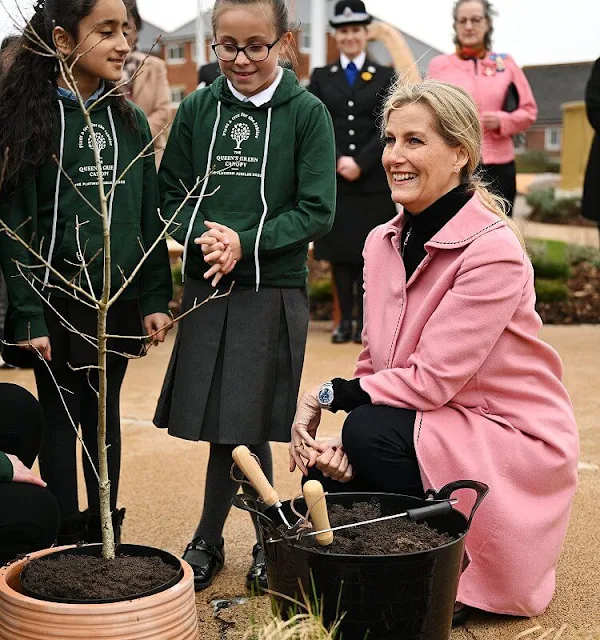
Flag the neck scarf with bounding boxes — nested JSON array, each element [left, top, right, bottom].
[[456, 44, 487, 60]]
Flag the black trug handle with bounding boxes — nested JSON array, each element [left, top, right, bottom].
[[406, 500, 454, 521], [425, 480, 489, 529]]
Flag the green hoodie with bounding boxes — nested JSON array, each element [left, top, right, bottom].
[[0, 453, 12, 483], [0, 95, 172, 342], [160, 69, 336, 288]]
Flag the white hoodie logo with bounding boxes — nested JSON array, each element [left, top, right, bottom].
[[78, 123, 113, 160], [231, 122, 251, 150]]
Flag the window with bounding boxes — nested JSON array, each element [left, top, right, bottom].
[[170, 87, 186, 105], [545, 127, 562, 152], [166, 43, 186, 64], [300, 22, 311, 51]]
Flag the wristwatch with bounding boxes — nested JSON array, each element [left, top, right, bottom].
[[317, 381, 334, 410]]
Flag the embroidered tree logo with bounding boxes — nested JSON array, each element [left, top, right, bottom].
[[231, 122, 251, 150], [88, 131, 107, 155]]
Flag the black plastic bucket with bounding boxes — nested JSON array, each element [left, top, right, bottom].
[[234, 480, 488, 640], [19, 544, 184, 604]]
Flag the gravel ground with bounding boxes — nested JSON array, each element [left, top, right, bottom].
[[2, 322, 598, 640]]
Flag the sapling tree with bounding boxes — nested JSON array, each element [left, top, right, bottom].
[[0, 8, 230, 560]]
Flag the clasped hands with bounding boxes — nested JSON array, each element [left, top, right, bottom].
[[288, 384, 354, 483], [194, 221, 242, 287]]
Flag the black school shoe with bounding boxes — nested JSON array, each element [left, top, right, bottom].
[[245, 543, 268, 594], [452, 604, 473, 627], [83, 508, 126, 546], [331, 322, 352, 344], [183, 538, 225, 591], [55, 512, 87, 546]]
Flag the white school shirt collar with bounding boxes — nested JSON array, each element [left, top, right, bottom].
[[340, 52, 366, 71], [227, 66, 283, 106]]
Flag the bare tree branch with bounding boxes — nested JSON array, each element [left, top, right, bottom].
[[53, 155, 102, 217], [0, 338, 101, 483], [105, 282, 234, 341]]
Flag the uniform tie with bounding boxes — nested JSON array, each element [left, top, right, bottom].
[[345, 61, 358, 86]]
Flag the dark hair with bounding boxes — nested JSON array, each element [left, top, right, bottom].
[[211, 0, 298, 66], [1, 35, 20, 52], [123, 0, 143, 32], [0, 0, 135, 191], [452, 0, 495, 50]]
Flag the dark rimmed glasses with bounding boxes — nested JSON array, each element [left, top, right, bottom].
[[211, 38, 280, 62]]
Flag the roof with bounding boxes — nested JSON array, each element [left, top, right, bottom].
[[159, 18, 197, 42], [137, 19, 165, 54], [523, 61, 594, 125]]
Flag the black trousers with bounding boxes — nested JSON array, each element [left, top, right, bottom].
[[33, 359, 128, 520], [0, 383, 60, 562], [306, 404, 424, 498], [481, 161, 517, 217], [332, 263, 363, 329]]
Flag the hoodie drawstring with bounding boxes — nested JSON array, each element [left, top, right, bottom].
[[107, 106, 119, 226], [44, 100, 66, 287], [182, 100, 222, 282], [44, 103, 119, 288], [254, 107, 272, 292]]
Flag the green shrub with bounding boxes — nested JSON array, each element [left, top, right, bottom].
[[525, 188, 582, 224], [535, 279, 569, 302], [309, 278, 333, 302], [565, 244, 600, 267], [515, 150, 560, 174], [171, 261, 182, 288], [531, 258, 570, 280]]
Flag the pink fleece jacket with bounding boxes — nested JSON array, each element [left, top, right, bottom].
[[356, 194, 578, 616], [427, 53, 538, 165]]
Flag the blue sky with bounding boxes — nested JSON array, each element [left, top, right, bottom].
[[2, 0, 599, 67]]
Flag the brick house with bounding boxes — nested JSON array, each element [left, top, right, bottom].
[[521, 61, 594, 157]]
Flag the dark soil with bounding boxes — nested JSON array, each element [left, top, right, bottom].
[[538, 261, 600, 324], [295, 499, 454, 555], [21, 554, 179, 601]]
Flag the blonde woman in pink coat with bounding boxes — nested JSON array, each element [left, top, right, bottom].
[[427, 0, 537, 216], [289, 79, 578, 625]]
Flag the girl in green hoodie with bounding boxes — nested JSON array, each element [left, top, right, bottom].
[[153, 0, 336, 593], [0, 0, 172, 544]]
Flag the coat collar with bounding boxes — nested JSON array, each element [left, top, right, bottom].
[[329, 58, 378, 96], [384, 193, 506, 249]]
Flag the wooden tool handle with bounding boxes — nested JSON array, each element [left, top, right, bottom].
[[303, 480, 333, 546], [232, 446, 280, 508]]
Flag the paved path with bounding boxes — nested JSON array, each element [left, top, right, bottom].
[[2, 322, 598, 639]]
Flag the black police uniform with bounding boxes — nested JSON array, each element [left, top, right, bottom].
[[308, 59, 397, 264]]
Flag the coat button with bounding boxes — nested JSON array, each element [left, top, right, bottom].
[[349, 130, 355, 136], [349, 144, 356, 150], [348, 100, 354, 107], [348, 114, 355, 121]]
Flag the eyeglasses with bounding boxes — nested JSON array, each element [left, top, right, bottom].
[[456, 16, 486, 26], [212, 38, 280, 62]]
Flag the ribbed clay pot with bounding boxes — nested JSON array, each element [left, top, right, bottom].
[[0, 546, 200, 640]]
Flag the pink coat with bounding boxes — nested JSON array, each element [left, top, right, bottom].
[[427, 53, 538, 165], [355, 194, 579, 616]]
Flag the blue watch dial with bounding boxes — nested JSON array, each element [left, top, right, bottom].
[[318, 385, 334, 406]]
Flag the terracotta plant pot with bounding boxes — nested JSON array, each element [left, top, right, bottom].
[[0, 546, 200, 640]]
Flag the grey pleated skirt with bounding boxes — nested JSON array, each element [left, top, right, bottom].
[[154, 277, 309, 444]]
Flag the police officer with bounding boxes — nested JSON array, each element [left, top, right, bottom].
[[309, 0, 397, 344]]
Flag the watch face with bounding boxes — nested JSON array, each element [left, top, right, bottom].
[[318, 386, 334, 406]]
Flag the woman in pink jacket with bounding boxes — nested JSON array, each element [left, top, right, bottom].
[[427, 0, 537, 216], [289, 79, 578, 625]]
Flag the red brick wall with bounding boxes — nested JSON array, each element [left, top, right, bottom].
[[526, 127, 561, 158]]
